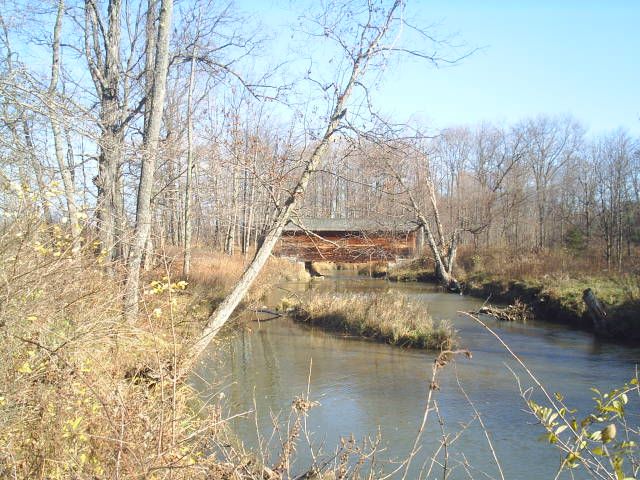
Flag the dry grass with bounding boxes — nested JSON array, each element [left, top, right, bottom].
[[0, 226, 231, 478], [184, 248, 309, 307], [457, 244, 639, 280], [0, 205, 311, 479], [457, 246, 640, 310], [279, 292, 455, 350]]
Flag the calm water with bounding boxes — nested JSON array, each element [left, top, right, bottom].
[[193, 272, 640, 479]]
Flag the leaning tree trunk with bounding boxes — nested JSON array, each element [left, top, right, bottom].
[[123, 0, 173, 321], [180, 1, 403, 373], [418, 212, 454, 287], [185, 107, 343, 372], [386, 159, 457, 290]]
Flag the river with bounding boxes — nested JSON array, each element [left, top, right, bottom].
[[192, 272, 640, 479]]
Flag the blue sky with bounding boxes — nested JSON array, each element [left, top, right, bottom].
[[245, 0, 640, 136]]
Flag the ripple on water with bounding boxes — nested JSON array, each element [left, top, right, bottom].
[[194, 274, 640, 479]]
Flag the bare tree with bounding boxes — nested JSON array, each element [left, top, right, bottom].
[[520, 115, 583, 250], [83, 0, 128, 262], [182, 32, 197, 277], [47, 0, 81, 255], [383, 141, 459, 289], [124, 0, 173, 320], [184, 0, 444, 369]]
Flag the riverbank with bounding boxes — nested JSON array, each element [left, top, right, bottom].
[[0, 238, 307, 478], [384, 255, 640, 341], [464, 273, 640, 338], [278, 292, 455, 350]]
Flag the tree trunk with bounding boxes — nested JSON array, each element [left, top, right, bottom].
[[185, 112, 338, 370], [446, 230, 458, 277], [47, 0, 81, 256], [85, 0, 125, 264], [244, 173, 256, 256], [124, 0, 173, 320], [225, 162, 239, 255], [22, 120, 53, 224], [183, 44, 197, 278], [114, 165, 126, 260], [583, 288, 608, 335], [143, 0, 158, 133], [415, 224, 425, 257]]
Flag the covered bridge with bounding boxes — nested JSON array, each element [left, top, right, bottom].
[[275, 218, 423, 263]]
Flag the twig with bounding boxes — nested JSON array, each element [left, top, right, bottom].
[[454, 364, 505, 480]]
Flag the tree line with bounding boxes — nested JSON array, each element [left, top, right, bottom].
[[1, 0, 638, 328], [301, 117, 639, 274]]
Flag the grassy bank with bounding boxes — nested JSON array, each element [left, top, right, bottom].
[[464, 272, 640, 338], [279, 292, 455, 350], [386, 250, 640, 340], [460, 248, 640, 339], [386, 257, 439, 282]]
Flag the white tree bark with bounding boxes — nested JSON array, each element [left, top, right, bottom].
[[386, 157, 455, 288], [183, 43, 197, 278], [124, 0, 173, 320], [48, 0, 81, 255]]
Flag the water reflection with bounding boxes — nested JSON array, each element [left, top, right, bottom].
[[194, 273, 640, 479]]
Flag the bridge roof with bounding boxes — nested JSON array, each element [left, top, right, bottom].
[[283, 218, 418, 233]]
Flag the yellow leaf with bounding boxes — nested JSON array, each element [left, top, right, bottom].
[[601, 424, 617, 443], [17, 362, 32, 374]]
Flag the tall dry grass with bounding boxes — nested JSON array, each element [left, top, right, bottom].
[[0, 196, 315, 479], [281, 292, 455, 350], [0, 215, 247, 478], [183, 248, 309, 306], [457, 244, 640, 280]]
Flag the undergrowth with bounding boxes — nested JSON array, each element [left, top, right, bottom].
[[0, 200, 308, 478]]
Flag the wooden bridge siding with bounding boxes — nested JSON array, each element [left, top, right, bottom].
[[275, 230, 417, 262]]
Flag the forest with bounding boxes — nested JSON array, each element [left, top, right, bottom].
[[1, 0, 638, 288]]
